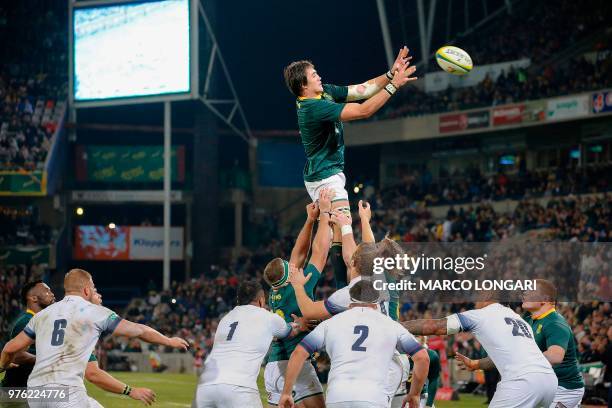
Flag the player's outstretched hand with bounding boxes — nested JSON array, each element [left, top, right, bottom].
[[331, 210, 352, 227], [358, 200, 371, 223], [454, 352, 478, 371], [167, 337, 189, 351], [318, 188, 335, 213], [288, 264, 311, 287], [391, 46, 412, 74], [402, 393, 420, 408], [278, 393, 295, 408], [129, 387, 156, 406], [391, 60, 417, 88], [306, 202, 319, 221]]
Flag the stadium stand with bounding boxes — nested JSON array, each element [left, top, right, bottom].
[[0, 0, 610, 406]]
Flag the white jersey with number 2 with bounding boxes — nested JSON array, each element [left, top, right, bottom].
[[300, 306, 422, 406]]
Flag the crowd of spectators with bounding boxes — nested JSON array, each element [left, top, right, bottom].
[[366, 163, 611, 210], [376, 0, 612, 120], [380, 53, 612, 120], [446, 0, 611, 68], [0, 73, 65, 170], [0, 1, 67, 171]]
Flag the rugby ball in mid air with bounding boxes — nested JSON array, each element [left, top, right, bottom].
[[436, 46, 473, 75]]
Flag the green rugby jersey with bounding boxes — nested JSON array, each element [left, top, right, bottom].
[[384, 270, 400, 322], [2, 310, 36, 387], [268, 263, 321, 362], [296, 84, 348, 182], [1, 309, 98, 387], [524, 309, 584, 389]]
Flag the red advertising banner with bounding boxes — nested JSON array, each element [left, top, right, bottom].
[[439, 113, 468, 133], [493, 104, 524, 126], [74, 225, 130, 260], [74, 226, 184, 261]]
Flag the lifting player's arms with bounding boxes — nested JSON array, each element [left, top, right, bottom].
[[283, 47, 417, 290], [0, 269, 188, 408], [278, 281, 430, 408], [403, 297, 558, 408], [262, 188, 335, 408]]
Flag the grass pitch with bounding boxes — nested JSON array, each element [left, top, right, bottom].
[[85, 371, 488, 407]]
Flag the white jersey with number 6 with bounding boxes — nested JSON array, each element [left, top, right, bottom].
[[448, 303, 554, 380], [24, 295, 122, 389], [300, 306, 422, 407], [199, 304, 292, 390]]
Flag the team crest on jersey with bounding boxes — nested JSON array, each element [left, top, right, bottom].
[[322, 92, 333, 101], [537, 324, 543, 334], [271, 293, 282, 301]]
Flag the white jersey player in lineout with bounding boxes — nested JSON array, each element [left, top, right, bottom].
[[403, 297, 558, 408], [0, 269, 189, 408], [279, 280, 430, 408], [289, 204, 412, 408], [192, 280, 311, 408]]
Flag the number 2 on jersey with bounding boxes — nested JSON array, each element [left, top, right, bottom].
[[351, 325, 369, 351], [227, 321, 239, 341], [51, 319, 67, 346]]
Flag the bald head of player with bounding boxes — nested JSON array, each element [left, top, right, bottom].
[[522, 279, 557, 314], [64, 268, 98, 303], [237, 280, 266, 308], [21, 280, 55, 313]]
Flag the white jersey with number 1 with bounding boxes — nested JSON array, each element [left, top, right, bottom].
[[24, 295, 122, 389], [199, 304, 292, 390], [300, 306, 422, 407]]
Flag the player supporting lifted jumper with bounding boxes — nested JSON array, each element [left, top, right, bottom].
[[262, 188, 335, 408], [192, 281, 311, 408], [403, 294, 558, 408], [278, 280, 430, 408], [283, 46, 417, 288]]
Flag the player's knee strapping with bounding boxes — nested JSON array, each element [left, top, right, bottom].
[[334, 205, 351, 217]]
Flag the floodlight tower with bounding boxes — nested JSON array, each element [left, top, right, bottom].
[[68, 0, 251, 290]]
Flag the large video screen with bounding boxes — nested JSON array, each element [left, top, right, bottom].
[[73, 0, 191, 103]]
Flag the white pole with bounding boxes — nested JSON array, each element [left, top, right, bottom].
[[163, 101, 171, 291], [376, 0, 394, 69]]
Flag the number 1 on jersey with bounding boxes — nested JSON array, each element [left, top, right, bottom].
[[227, 321, 239, 341]]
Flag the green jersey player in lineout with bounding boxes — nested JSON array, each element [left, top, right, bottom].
[[522, 279, 585, 408], [262, 188, 337, 408], [283, 46, 417, 290]]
